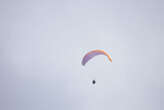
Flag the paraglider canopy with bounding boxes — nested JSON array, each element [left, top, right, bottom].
[[81, 49, 112, 66]]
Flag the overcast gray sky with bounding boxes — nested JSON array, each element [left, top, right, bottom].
[[0, 0, 163, 110]]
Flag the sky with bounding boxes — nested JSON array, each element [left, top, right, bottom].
[[0, 0, 163, 110]]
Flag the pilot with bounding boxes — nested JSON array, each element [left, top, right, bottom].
[[92, 80, 96, 84]]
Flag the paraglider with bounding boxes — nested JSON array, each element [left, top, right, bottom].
[[81, 49, 112, 85]]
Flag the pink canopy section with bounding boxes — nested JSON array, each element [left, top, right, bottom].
[[81, 50, 112, 66]]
